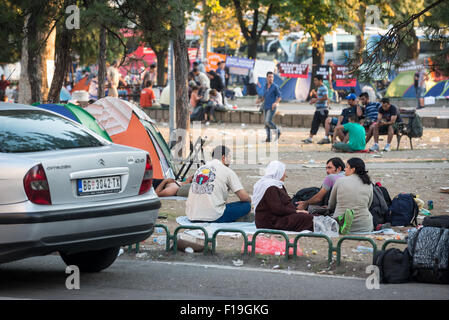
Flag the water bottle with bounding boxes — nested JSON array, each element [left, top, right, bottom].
[[153, 235, 166, 245]]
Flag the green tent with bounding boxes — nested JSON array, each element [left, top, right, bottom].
[[385, 71, 415, 98], [35, 103, 112, 141]]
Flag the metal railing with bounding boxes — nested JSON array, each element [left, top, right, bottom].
[[128, 224, 407, 266]]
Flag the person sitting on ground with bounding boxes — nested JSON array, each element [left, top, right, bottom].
[[332, 113, 366, 153], [186, 145, 252, 223], [140, 80, 156, 108], [359, 92, 381, 144], [254, 161, 313, 232], [155, 176, 193, 198], [320, 93, 363, 144], [328, 158, 374, 234], [205, 89, 223, 123], [369, 97, 402, 152], [296, 157, 345, 210]]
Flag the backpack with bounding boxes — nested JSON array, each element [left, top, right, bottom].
[[291, 187, 320, 205], [369, 184, 389, 226], [375, 183, 392, 207], [388, 193, 419, 227], [373, 248, 411, 284], [407, 114, 423, 138], [408, 226, 449, 284]]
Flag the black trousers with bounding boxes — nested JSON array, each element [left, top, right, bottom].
[[310, 109, 329, 135]]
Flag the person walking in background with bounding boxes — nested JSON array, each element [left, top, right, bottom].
[[415, 68, 428, 109], [256, 71, 281, 143], [303, 75, 329, 144], [107, 60, 120, 97]]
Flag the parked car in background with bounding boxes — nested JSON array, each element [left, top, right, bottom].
[[0, 103, 160, 272]]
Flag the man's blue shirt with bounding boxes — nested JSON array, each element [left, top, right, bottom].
[[261, 83, 281, 110]]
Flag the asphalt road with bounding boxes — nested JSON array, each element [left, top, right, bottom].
[[0, 255, 448, 301]]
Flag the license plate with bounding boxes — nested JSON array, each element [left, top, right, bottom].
[[77, 176, 121, 196]]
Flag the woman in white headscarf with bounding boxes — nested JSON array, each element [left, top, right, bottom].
[[253, 161, 314, 232]]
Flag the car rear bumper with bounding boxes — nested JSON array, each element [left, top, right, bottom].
[[0, 197, 161, 264]]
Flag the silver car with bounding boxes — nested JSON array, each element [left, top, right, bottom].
[[0, 103, 160, 272]]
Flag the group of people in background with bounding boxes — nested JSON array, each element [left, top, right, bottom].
[[302, 74, 402, 153], [183, 144, 374, 235], [188, 60, 233, 123]]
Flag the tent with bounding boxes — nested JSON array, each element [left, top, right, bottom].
[[71, 76, 90, 93], [385, 71, 415, 98], [425, 80, 449, 97], [36, 103, 111, 141], [254, 73, 311, 101], [85, 97, 175, 180]]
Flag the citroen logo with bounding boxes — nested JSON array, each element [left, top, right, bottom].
[[98, 159, 105, 166]]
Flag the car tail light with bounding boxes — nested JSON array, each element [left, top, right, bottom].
[[23, 164, 52, 205], [139, 154, 153, 195]]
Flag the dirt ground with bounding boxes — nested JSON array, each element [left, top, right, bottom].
[[126, 123, 449, 278]]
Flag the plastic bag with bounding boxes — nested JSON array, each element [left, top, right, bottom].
[[243, 235, 303, 256], [313, 216, 339, 238]]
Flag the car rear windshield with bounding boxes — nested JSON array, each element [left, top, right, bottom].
[[0, 109, 104, 153]]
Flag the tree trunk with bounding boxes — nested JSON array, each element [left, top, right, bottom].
[[311, 33, 325, 66], [98, 26, 107, 99], [247, 37, 258, 59], [173, 31, 190, 132], [354, 3, 366, 67], [19, 13, 55, 104], [154, 48, 167, 86], [48, 24, 73, 103]]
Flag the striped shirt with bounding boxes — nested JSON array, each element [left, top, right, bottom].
[[364, 102, 381, 121], [316, 85, 328, 109]]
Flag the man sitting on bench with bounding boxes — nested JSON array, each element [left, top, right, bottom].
[[359, 92, 381, 144], [369, 98, 402, 152]]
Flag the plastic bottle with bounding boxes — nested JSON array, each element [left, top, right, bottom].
[[153, 235, 166, 245]]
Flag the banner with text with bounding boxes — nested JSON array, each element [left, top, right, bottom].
[[278, 63, 309, 78], [335, 65, 356, 87], [206, 52, 227, 72], [225, 56, 255, 76], [312, 65, 330, 81]]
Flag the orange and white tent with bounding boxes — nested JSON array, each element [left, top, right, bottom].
[[85, 97, 175, 180]]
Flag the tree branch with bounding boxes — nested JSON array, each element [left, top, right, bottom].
[[232, 0, 250, 40]]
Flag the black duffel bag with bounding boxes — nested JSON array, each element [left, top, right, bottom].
[[291, 187, 320, 205], [373, 248, 411, 284], [423, 215, 449, 228]]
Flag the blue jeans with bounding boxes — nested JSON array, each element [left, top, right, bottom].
[[263, 107, 279, 140], [214, 201, 251, 223]]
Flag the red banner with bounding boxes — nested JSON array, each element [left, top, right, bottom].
[[335, 65, 356, 87], [278, 63, 309, 78]]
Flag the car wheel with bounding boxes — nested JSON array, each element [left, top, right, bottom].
[[60, 247, 120, 273]]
